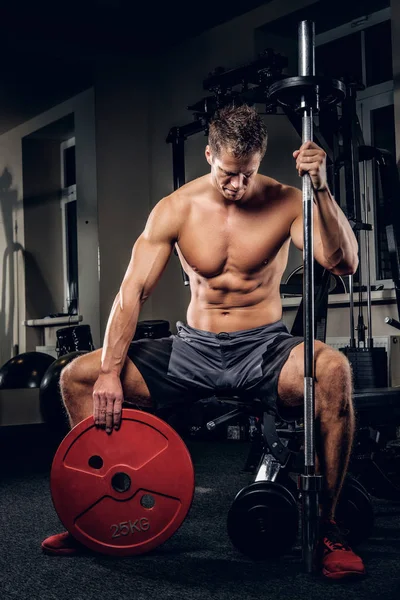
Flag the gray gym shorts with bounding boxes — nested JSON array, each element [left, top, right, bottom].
[[127, 319, 304, 418]]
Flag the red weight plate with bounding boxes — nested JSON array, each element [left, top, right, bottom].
[[50, 408, 195, 556]]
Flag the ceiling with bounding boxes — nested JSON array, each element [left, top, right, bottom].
[[0, 0, 274, 133], [1, 0, 271, 58]]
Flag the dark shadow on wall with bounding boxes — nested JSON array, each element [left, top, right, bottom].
[[0, 168, 22, 366], [23, 250, 58, 320], [0, 169, 59, 366]]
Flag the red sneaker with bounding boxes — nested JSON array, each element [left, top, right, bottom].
[[41, 532, 85, 556], [319, 519, 366, 580]]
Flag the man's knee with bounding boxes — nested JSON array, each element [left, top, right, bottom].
[[59, 350, 100, 397], [316, 348, 352, 388], [315, 347, 353, 416]]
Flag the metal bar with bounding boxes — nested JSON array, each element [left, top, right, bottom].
[[172, 135, 186, 191], [206, 409, 243, 431], [341, 87, 362, 222], [283, 107, 334, 162], [299, 21, 314, 76], [299, 18, 315, 474], [341, 84, 364, 345], [299, 20, 321, 576], [376, 149, 400, 323], [362, 161, 373, 347], [385, 317, 400, 331], [348, 274, 356, 347]]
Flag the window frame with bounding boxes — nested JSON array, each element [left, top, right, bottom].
[[60, 137, 78, 313]]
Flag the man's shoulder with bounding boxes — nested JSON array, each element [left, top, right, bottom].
[[153, 180, 199, 221], [257, 175, 300, 203], [163, 174, 209, 203]]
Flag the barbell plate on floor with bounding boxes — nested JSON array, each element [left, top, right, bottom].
[[227, 481, 299, 559], [50, 408, 195, 556], [345, 473, 369, 493], [335, 475, 375, 546], [268, 76, 346, 111]]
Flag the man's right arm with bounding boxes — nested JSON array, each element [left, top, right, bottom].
[[100, 195, 181, 378]]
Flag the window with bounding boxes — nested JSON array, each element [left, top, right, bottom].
[[359, 89, 395, 286], [315, 7, 394, 289], [60, 137, 79, 314]]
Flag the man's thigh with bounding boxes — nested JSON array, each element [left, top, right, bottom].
[[126, 335, 217, 412]]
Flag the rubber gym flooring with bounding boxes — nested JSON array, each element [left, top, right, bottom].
[[1, 426, 399, 600]]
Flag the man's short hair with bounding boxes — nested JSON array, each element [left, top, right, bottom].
[[208, 104, 268, 159]]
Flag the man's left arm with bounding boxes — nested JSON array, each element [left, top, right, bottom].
[[290, 141, 359, 276]]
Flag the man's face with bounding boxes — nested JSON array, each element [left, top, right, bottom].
[[206, 146, 261, 202]]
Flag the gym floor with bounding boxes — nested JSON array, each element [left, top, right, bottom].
[[1, 427, 400, 600]]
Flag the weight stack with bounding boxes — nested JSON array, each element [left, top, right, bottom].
[[339, 346, 388, 389]]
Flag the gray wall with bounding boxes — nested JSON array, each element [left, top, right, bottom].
[[94, 59, 153, 334], [0, 88, 100, 362], [22, 137, 64, 350], [0, 135, 24, 365], [74, 91, 100, 347]]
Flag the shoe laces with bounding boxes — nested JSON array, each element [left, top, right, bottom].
[[322, 520, 351, 552]]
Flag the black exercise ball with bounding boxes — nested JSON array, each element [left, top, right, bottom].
[[39, 350, 88, 436], [0, 352, 55, 389]]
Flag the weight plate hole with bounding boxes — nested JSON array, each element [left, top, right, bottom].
[[88, 455, 103, 469], [111, 472, 131, 493], [141, 494, 156, 509]]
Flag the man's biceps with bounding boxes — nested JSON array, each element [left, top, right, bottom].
[[290, 221, 303, 250]]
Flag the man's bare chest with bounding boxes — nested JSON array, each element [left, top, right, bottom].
[[177, 205, 292, 278]]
